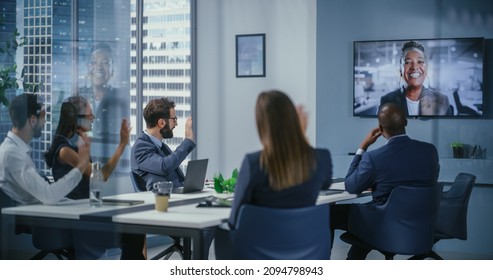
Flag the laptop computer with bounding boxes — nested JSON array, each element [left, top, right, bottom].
[[172, 158, 209, 194]]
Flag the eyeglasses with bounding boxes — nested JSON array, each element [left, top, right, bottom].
[[78, 114, 94, 119], [168, 117, 178, 121]]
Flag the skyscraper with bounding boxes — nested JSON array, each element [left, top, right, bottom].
[[4, 0, 192, 176], [130, 0, 192, 164]]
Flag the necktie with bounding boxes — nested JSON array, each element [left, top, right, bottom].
[[161, 144, 185, 181]]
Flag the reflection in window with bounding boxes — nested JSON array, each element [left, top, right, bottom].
[[2, 0, 193, 176]]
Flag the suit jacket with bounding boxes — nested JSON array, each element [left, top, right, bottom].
[[131, 133, 196, 191], [345, 135, 439, 204], [381, 87, 451, 116], [228, 148, 333, 228]]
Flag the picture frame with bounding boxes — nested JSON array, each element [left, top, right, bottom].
[[236, 33, 265, 78]]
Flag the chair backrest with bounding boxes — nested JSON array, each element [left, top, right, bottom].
[[130, 171, 147, 192], [348, 184, 442, 255], [436, 172, 476, 240], [231, 204, 331, 260]]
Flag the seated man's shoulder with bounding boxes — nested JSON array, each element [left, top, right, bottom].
[[132, 135, 154, 150], [411, 139, 437, 151]]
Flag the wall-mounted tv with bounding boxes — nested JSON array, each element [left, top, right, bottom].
[[353, 37, 484, 118]]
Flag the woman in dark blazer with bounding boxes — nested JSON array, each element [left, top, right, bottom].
[[228, 90, 333, 228]]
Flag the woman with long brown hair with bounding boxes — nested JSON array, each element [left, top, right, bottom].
[[228, 90, 333, 228]]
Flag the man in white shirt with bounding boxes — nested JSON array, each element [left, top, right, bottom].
[[0, 94, 90, 259], [0, 94, 90, 205]]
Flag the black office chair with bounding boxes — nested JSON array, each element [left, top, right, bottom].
[[129, 172, 184, 260], [453, 90, 481, 116], [130, 171, 148, 192], [410, 173, 476, 260], [0, 189, 73, 260], [30, 227, 74, 260], [340, 184, 442, 260], [215, 204, 331, 260]]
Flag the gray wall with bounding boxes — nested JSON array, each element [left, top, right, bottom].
[[317, 0, 493, 182], [196, 0, 317, 178], [317, 0, 493, 257], [196, 0, 492, 257]]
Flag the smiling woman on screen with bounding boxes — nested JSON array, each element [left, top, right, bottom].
[[380, 40, 451, 116]]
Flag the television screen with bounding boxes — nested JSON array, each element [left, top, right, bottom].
[[353, 37, 484, 118]]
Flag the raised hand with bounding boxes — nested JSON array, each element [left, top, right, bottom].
[[184, 116, 194, 141], [119, 119, 131, 146]]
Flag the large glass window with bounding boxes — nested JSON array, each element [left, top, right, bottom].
[[0, 0, 193, 177]]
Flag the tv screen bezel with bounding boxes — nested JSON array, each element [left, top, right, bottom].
[[352, 37, 485, 119]]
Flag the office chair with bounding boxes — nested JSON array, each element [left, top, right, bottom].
[[215, 204, 331, 260], [30, 226, 74, 260], [129, 172, 184, 260], [340, 184, 442, 260], [410, 173, 476, 260], [130, 171, 147, 192], [453, 90, 481, 116], [1, 189, 73, 260]]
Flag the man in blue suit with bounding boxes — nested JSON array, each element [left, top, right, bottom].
[[131, 97, 214, 259], [131, 97, 195, 191], [331, 102, 440, 259]]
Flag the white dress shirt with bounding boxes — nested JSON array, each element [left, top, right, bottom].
[[0, 131, 82, 205]]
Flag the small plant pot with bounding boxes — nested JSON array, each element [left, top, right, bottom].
[[214, 192, 234, 199], [453, 147, 464, 158]]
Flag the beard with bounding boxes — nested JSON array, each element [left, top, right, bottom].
[[33, 122, 43, 138], [159, 123, 173, 139]]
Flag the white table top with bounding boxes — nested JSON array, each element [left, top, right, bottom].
[[1, 188, 216, 220], [316, 181, 368, 204], [2, 182, 366, 228], [112, 204, 230, 229], [112, 182, 364, 229]]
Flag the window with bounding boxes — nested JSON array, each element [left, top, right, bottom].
[[2, 0, 194, 176]]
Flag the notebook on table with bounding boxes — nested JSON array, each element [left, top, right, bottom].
[[172, 158, 209, 194]]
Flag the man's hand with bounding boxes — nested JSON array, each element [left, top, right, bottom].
[[359, 127, 382, 151], [185, 116, 194, 141]]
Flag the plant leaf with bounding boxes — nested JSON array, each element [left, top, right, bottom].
[[232, 168, 238, 179], [214, 177, 223, 193]]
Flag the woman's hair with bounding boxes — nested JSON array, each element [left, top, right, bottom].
[[64, 95, 92, 129], [65, 95, 90, 115], [400, 40, 426, 63], [256, 90, 315, 191], [44, 101, 78, 168]]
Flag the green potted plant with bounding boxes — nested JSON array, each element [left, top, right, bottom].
[[450, 141, 465, 158], [213, 168, 238, 198], [0, 26, 39, 107]]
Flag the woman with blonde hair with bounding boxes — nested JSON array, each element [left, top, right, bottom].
[[228, 90, 333, 228]]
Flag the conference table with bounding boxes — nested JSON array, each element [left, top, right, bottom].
[[1, 182, 366, 260]]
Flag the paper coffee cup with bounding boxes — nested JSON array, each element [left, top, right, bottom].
[[155, 194, 169, 212]]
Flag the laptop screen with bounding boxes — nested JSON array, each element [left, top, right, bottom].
[[180, 158, 209, 193]]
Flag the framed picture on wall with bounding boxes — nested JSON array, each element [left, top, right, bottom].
[[236, 33, 266, 78]]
